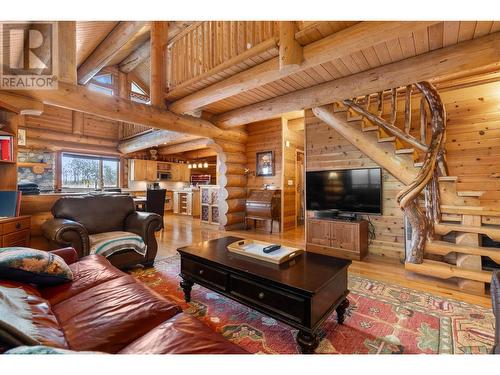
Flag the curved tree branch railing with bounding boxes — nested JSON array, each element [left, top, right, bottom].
[[344, 81, 447, 264]]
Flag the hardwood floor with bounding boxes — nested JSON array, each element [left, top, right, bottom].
[[156, 213, 492, 308]]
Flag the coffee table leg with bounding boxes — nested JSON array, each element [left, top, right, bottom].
[[296, 331, 319, 354], [336, 298, 350, 324], [180, 275, 194, 302]]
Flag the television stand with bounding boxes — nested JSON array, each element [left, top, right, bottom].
[[306, 216, 368, 260]]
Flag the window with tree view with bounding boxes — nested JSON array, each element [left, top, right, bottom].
[[61, 153, 119, 191]]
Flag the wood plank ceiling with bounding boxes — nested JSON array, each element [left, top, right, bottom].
[[196, 21, 500, 116]]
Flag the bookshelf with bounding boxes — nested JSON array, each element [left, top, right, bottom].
[[0, 109, 19, 191]]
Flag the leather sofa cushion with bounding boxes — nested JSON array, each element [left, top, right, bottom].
[[52, 275, 181, 353], [52, 196, 135, 234], [40, 255, 124, 306], [119, 313, 248, 354], [0, 281, 68, 350]]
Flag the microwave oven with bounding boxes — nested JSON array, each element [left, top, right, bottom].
[[157, 171, 171, 181]]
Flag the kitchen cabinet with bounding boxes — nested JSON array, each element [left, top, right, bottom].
[[129, 159, 157, 181], [173, 190, 200, 217]]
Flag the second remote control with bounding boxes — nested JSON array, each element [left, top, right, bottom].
[[263, 244, 281, 253]]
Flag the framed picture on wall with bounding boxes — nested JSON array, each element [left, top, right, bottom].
[[256, 151, 274, 176]]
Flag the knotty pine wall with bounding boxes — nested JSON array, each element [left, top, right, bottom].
[[246, 118, 283, 190], [304, 78, 500, 259]]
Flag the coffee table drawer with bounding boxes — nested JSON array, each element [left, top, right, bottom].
[[181, 257, 227, 289], [229, 275, 306, 323]]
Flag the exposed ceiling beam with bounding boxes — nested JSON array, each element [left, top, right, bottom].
[[15, 82, 247, 142], [168, 21, 440, 114], [119, 39, 150, 73], [118, 130, 198, 154], [77, 21, 147, 84], [0, 92, 43, 115], [180, 148, 217, 159], [158, 138, 210, 155], [213, 32, 500, 128]]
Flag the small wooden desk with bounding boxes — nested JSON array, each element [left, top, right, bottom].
[[178, 236, 351, 353]]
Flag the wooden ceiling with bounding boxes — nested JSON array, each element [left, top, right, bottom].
[[196, 21, 500, 115]]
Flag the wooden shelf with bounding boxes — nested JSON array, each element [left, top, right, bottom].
[[0, 129, 15, 137], [0, 160, 15, 165]]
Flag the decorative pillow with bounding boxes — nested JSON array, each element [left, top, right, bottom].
[[89, 231, 146, 258], [0, 248, 73, 286], [5, 345, 103, 354]]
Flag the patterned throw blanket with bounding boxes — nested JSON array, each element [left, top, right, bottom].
[[0, 286, 40, 346], [89, 231, 147, 258]]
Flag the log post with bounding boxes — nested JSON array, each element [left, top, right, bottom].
[[72, 111, 84, 135], [150, 21, 169, 108], [57, 21, 77, 85], [279, 21, 303, 70]]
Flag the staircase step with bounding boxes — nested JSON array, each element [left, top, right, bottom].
[[457, 191, 485, 197], [438, 176, 458, 182], [333, 102, 348, 113], [414, 161, 424, 168], [362, 124, 378, 132], [434, 222, 500, 241], [395, 148, 415, 155], [405, 260, 492, 283], [378, 136, 396, 143], [440, 205, 500, 217], [426, 240, 500, 264]]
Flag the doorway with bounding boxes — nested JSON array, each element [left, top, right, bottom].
[[295, 150, 305, 226]]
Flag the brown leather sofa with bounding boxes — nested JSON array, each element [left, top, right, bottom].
[[0, 248, 247, 354], [42, 195, 162, 269], [492, 270, 499, 354]]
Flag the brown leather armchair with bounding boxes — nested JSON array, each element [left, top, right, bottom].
[[492, 270, 500, 354], [42, 195, 162, 269]]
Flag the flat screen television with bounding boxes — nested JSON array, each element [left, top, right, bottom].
[[306, 168, 382, 215]]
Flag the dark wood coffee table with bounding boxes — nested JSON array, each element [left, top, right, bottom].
[[177, 236, 351, 353]]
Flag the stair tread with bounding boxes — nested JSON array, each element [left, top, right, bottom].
[[435, 222, 500, 240], [457, 191, 485, 197], [414, 162, 424, 167], [426, 240, 500, 262], [405, 259, 492, 283], [395, 148, 415, 154], [438, 176, 458, 182], [440, 205, 500, 216], [378, 136, 396, 142]]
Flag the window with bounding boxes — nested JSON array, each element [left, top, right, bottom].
[[130, 80, 150, 104], [88, 73, 114, 96], [61, 153, 119, 191]]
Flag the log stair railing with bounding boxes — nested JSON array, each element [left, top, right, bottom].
[[315, 82, 500, 295]]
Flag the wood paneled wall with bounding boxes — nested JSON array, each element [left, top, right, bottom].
[[305, 109, 405, 258], [169, 21, 278, 88], [246, 118, 282, 190], [304, 78, 500, 259], [282, 118, 305, 231]]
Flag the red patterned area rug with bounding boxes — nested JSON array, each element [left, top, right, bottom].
[[131, 256, 495, 354]]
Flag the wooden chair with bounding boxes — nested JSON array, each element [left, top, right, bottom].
[[146, 189, 167, 229]]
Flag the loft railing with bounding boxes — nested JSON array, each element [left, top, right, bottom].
[[344, 82, 447, 264]]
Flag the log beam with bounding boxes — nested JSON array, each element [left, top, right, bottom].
[[158, 138, 210, 155], [15, 82, 247, 143], [0, 92, 43, 115], [279, 21, 302, 70], [168, 21, 439, 114], [150, 22, 169, 108], [118, 130, 198, 154], [215, 32, 500, 127], [77, 21, 147, 85], [119, 39, 150, 73]]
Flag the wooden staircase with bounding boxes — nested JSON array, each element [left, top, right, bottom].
[[314, 84, 500, 295]]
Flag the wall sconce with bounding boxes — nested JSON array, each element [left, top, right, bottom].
[[285, 140, 290, 148]]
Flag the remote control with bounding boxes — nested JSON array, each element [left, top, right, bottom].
[[263, 244, 281, 254]]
